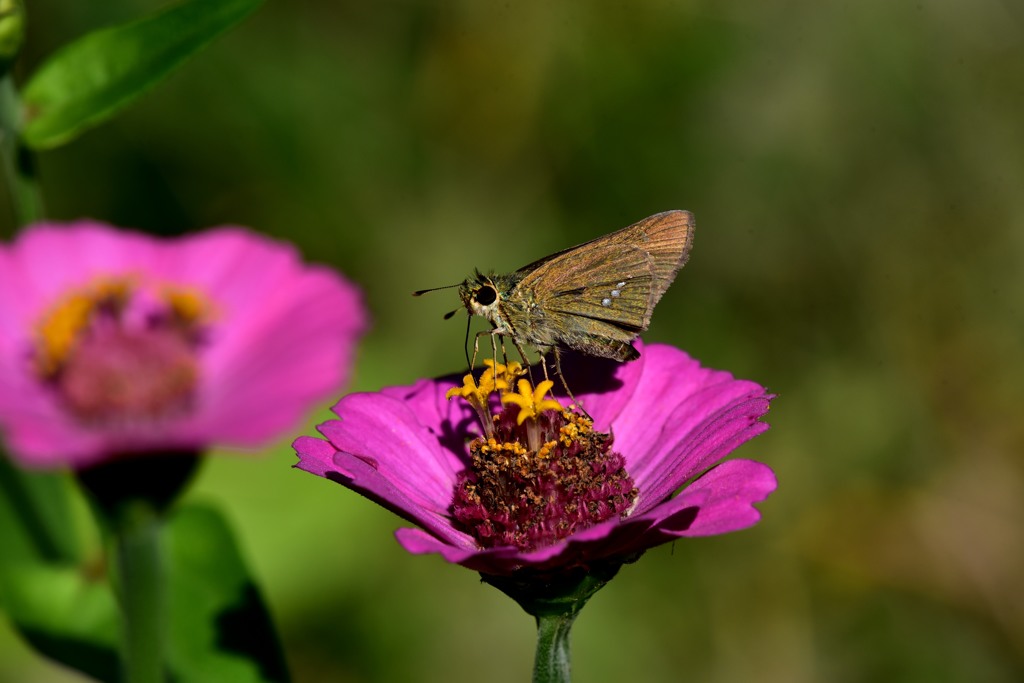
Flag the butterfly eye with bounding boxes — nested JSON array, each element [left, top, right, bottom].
[[474, 285, 497, 306]]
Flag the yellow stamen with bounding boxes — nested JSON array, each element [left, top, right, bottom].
[[446, 367, 501, 438], [445, 373, 489, 407], [491, 360, 526, 392], [501, 379, 564, 425], [162, 285, 212, 323], [33, 277, 132, 376], [95, 277, 133, 299], [446, 362, 551, 441], [446, 359, 532, 406]]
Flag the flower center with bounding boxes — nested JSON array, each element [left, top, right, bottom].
[[448, 363, 638, 551], [32, 277, 211, 425]]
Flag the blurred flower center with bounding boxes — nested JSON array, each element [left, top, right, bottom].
[[447, 362, 638, 551], [33, 277, 211, 424]]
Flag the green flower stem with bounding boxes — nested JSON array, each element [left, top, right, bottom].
[[0, 74, 43, 228], [74, 453, 199, 683], [0, 454, 76, 562], [114, 503, 165, 683], [481, 562, 625, 683], [533, 611, 576, 683]]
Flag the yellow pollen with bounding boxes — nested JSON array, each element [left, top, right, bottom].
[[501, 379, 564, 425], [33, 277, 133, 376], [507, 441, 528, 456], [477, 436, 534, 460], [537, 440, 557, 460], [559, 414, 593, 445], [88, 277, 133, 302], [162, 285, 212, 323]]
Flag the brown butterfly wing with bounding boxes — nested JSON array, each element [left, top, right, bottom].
[[606, 210, 695, 302], [541, 244, 655, 330], [540, 246, 655, 360], [511, 211, 694, 359], [515, 210, 693, 327]]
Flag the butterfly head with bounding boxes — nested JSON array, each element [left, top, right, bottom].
[[459, 271, 501, 320]]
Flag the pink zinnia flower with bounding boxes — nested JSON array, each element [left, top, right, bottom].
[[294, 342, 775, 576], [0, 221, 367, 469]]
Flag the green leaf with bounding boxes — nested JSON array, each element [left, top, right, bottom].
[[165, 503, 291, 683], [0, 0, 27, 78], [20, 0, 263, 150], [0, 502, 289, 682], [0, 454, 80, 566], [0, 561, 121, 682]]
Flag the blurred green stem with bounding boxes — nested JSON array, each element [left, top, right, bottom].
[[483, 566, 621, 683], [534, 612, 575, 683], [115, 503, 166, 683], [0, 74, 43, 227], [0, 454, 77, 563]]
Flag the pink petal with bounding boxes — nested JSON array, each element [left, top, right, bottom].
[[0, 223, 158, 316], [198, 266, 366, 443], [294, 341, 777, 575], [292, 435, 350, 478], [635, 392, 771, 512], [0, 223, 367, 468], [379, 375, 482, 444], [316, 392, 466, 512], [395, 527, 480, 561], [552, 350, 645, 429], [636, 459, 777, 540], [297, 431, 469, 547], [603, 343, 712, 459]]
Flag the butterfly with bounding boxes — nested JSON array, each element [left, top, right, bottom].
[[417, 210, 694, 401]]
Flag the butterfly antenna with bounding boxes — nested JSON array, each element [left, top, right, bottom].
[[414, 283, 464, 320], [412, 283, 462, 296]]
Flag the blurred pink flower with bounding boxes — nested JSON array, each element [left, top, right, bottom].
[[0, 221, 367, 469], [294, 342, 775, 576]]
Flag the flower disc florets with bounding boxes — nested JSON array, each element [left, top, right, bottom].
[[34, 276, 209, 425], [448, 366, 638, 551], [294, 342, 777, 577], [0, 222, 368, 470]]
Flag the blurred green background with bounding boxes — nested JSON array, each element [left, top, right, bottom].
[[2, 0, 1023, 681]]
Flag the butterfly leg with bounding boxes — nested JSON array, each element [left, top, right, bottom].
[[489, 332, 499, 375], [471, 330, 509, 383], [469, 330, 480, 371], [534, 345, 554, 387], [553, 347, 591, 419], [499, 338, 509, 366], [470, 329, 494, 374], [508, 336, 536, 384]]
